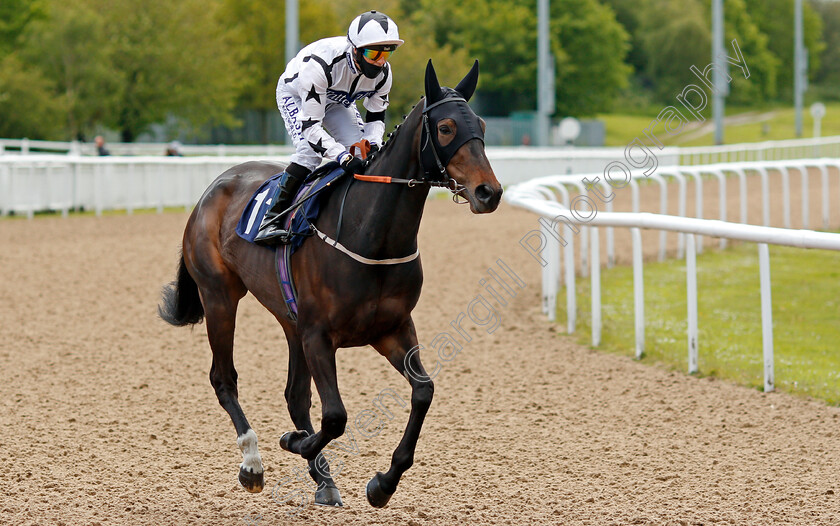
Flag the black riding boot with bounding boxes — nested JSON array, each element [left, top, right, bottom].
[[254, 164, 309, 245]]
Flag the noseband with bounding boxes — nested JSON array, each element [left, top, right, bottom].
[[356, 94, 485, 202], [418, 95, 485, 200]]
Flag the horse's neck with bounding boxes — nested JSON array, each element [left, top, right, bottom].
[[337, 114, 429, 257]]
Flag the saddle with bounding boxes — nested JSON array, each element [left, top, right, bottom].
[[235, 162, 348, 322]]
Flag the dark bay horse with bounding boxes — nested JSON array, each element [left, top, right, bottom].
[[158, 60, 502, 508]]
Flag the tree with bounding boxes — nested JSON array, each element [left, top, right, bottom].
[[742, 0, 824, 99], [0, 0, 44, 55], [86, 0, 244, 142], [813, 0, 840, 98], [0, 54, 65, 139], [636, 0, 778, 107], [550, 0, 631, 116], [408, 0, 630, 117], [218, 0, 341, 143], [21, 0, 121, 139]]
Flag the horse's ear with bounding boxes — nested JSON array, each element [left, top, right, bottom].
[[425, 59, 444, 105], [455, 60, 479, 102]]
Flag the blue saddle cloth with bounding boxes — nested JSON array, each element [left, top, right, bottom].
[[235, 162, 346, 253]]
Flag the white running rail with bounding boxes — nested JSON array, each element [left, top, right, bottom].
[[505, 158, 840, 393]]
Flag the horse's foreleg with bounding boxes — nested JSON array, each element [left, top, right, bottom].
[[368, 321, 434, 508], [204, 291, 264, 493], [280, 331, 346, 463], [282, 332, 342, 506]]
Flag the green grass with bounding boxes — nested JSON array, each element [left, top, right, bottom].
[[597, 102, 840, 147], [561, 242, 840, 405]]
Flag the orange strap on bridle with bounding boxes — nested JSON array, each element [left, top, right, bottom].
[[349, 139, 372, 160], [354, 174, 393, 183]]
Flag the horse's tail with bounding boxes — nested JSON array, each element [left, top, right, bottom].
[[158, 253, 205, 326]]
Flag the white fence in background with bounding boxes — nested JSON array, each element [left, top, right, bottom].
[[0, 156, 244, 218], [3, 134, 839, 163], [678, 136, 840, 165], [504, 158, 840, 393]]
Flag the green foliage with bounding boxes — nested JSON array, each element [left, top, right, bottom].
[[0, 54, 65, 138], [218, 0, 340, 113], [813, 0, 840, 99], [408, 0, 629, 117], [0, 0, 837, 141], [551, 0, 632, 116], [20, 1, 120, 138], [743, 0, 825, 99], [91, 0, 244, 141], [0, 0, 44, 54], [635, 0, 779, 107]]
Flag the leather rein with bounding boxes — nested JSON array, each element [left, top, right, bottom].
[[352, 96, 472, 205]]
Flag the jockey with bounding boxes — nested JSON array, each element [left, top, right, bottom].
[[254, 10, 403, 245]]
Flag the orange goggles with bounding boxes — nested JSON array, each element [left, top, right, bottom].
[[361, 48, 393, 63]]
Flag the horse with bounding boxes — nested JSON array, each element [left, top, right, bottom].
[[158, 59, 502, 508]]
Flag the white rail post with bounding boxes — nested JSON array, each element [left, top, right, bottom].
[[564, 227, 576, 334], [758, 243, 774, 392], [602, 180, 615, 268], [647, 174, 668, 261], [821, 164, 830, 229], [541, 218, 558, 321], [632, 228, 644, 358], [94, 163, 103, 217], [590, 226, 601, 347], [671, 171, 688, 257], [734, 168, 748, 224], [713, 170, 727, 249], [684, 170, 704, 253], [127, 163, 135, 215], [571, 181, 589, 277], [797, 164, 809, 229], [686, 233, 698, 374], [780, 166, 791, 228], [757, 167, 770, 226]]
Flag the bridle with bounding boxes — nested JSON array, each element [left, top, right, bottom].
[[355, 94, 485, 204]]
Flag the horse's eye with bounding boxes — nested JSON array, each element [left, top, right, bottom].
[[439, 125, 452, 135]]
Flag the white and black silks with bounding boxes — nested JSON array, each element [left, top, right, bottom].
[[275, 37, 391, 168]]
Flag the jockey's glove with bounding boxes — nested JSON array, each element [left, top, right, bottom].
[[338, 151, 365, 174]]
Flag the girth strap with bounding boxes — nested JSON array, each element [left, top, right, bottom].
[[311, 225, 419, 265]]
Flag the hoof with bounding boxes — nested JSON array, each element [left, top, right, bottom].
[[365, 472, 394, 508], [315, 484, 343, 507], [279, 430, 310, 454], [238, 467, 264, 493]]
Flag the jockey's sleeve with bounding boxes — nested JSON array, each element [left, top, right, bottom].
[[362, 66, 393, 146], [298, 62, 346, 161]]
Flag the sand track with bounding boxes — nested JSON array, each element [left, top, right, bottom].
[[1, 175, 839, 524]]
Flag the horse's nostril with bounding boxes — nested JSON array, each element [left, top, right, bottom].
[[475, 184, 494, 202]]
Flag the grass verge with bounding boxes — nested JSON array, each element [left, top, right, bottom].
[[559, 241, 840, 405]]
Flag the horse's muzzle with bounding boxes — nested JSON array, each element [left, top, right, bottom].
[[472, 183, 503, 213]]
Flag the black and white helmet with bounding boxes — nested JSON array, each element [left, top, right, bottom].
[[347, 11, 404, 49]]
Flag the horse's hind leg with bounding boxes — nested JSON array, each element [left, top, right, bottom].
[[279, 330, 347, 463], [198, 272, 265, 492], [366, 320, 434, 508], [281, 331, 343, 506]]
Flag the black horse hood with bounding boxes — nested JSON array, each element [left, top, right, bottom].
[[421, 60, 485, 179]]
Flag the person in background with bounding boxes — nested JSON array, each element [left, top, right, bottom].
[[165, 141, 183, 156], [95, 136, 110, 156], [253, 10, 403, 245]]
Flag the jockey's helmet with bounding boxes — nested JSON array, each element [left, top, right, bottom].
[[347, 11, 403, 79]]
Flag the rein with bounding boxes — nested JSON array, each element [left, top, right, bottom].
[[314, 95, 480, 265]]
